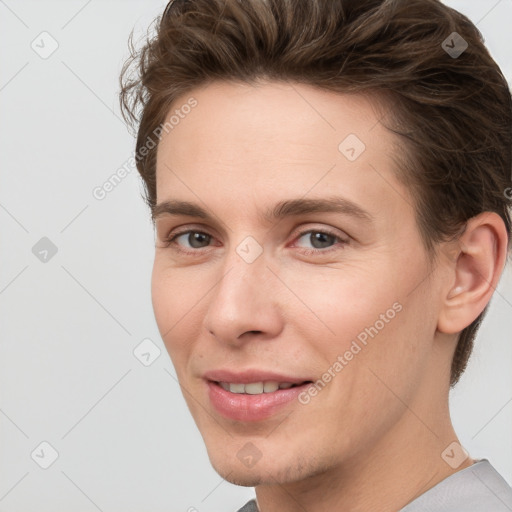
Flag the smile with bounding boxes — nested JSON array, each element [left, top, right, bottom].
[[217, 381, 304, 394], [206, 380, 314, 422]]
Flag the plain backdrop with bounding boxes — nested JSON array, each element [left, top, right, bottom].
[[1, 1, 511, 511]]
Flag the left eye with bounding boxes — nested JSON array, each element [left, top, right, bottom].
[[294, 230, 347, 252]]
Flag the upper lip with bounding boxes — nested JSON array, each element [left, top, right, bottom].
[[203, 369, 312, 384]]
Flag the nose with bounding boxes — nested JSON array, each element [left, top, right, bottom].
[[203, 243, 283, 346]]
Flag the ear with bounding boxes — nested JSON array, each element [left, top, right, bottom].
[[437, 212, 509, 334]]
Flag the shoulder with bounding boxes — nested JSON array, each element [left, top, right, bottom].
[[401, 459, 512, 512], [235, 498, 258, 512]]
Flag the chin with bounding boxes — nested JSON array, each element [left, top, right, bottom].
[[207, 447, 329, 488], [222, 471, 267, 487], [209, 457, 268, 487]]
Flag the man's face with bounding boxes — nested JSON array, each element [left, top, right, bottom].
[[151, 81, 444, 485]]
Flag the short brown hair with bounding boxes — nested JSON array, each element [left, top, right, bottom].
[[119, 0, 512, 387]]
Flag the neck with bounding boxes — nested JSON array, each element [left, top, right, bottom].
[[254, 391, 473, 512]]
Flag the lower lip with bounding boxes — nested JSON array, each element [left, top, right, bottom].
[[206, 381, 311, 422]]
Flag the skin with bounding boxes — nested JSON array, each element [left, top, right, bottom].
[[151, 80, 508, 512]]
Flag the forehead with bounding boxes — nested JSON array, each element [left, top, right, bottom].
[[154, 81, 411, 228], [158, 80, 385, 159]]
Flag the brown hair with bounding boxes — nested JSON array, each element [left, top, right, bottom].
[[119, 0, 512, 387]]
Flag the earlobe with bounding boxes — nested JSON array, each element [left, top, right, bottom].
[[437, 212, 508, 335]]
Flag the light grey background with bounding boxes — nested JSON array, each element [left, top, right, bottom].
[[0, 1, 511, 511]]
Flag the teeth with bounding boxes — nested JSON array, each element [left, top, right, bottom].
[[263, 381, 279, 393], [245, 382, 264, 394], [218, 381, 299, 394], [230, 383, 245, 394]]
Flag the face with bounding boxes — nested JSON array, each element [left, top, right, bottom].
[[151, 81, 444, 486]]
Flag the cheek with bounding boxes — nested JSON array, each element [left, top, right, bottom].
[[321, 274, 434, 417], [277, 257, 429, 379], [150, 260, 200, 362], [277, 262, 399, 346]]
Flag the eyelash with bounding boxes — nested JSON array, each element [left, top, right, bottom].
[[160, 227, 349, 257]]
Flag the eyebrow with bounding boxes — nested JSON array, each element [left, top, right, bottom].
[[151, 196, 374, 226]]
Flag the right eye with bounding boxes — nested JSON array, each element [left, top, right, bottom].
[[162, 229, 215, 255]]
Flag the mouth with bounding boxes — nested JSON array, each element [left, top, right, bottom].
[[204, 373, 314, 422], [215, 380, 311, 394]]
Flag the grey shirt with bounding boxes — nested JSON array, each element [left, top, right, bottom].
[[236, 459, 512, 511]]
